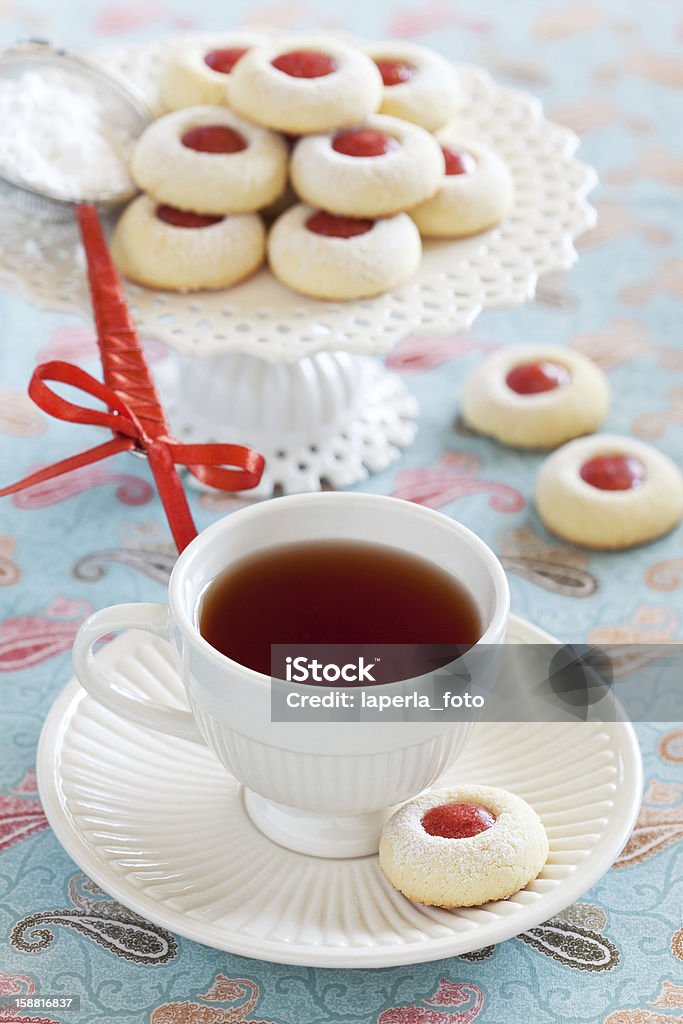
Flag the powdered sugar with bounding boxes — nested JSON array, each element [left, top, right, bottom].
[[0, 67, 135, 200]]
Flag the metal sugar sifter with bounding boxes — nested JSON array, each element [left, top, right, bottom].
[[0, 40, 266, 547], [0, 38, 151, 215]]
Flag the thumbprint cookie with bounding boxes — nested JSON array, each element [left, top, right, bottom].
[[535, 435, 683, 550], [130, 106, 288, 214], [461, 346, 610, 449], [290, 114, 444, 217], [379, 785, 549, 908], [228, 36, 383, 134], [267, 203, 422, 300], [112, 195, 265, 292], [158, 30, 267, 112], [410, 133, 514, 237], [366, 40, 461, 131]]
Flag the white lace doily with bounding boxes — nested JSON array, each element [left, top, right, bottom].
[[0, 41, 596, 363]]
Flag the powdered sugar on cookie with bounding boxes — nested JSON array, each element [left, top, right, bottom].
[[291, 113, 444, 217], [535, 434, 683, 549], [268, 202, 421, 299]]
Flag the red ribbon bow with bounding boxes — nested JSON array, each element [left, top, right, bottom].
[[0, 360, 264, 551], [0, 204, 265, 552]]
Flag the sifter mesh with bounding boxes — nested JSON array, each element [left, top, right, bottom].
[[0, 39, 151, 217]]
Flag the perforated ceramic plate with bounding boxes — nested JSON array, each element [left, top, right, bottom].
[[0, 39, 596, 362], [37, 615, 641, 968]]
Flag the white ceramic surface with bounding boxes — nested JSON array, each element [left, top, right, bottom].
[[0, 43, 596, 362], [37, 615, 642, 968], [72, 493, 510, 856], [156, 351, 419, 496]]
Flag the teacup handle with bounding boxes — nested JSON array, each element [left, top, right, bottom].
[[72, 603, 203, 744]]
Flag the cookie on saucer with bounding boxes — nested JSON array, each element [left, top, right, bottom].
[[379, 785, 549, 908], [365, 40, 461, 131], [159, 30, 267, 111], [228, 36, 383, 134], [112, 194, 265, 291], [461, 346, 610, 449], [130, 106, 288, 214], [291, 114, 444, 217], [410, 133, 514, 238], [267, 203, 421, 300], [535, 434, 683, 550]]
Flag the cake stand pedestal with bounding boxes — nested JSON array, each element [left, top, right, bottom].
[[154, 350, 417, 496]]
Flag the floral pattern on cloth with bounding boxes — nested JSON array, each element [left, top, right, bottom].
[[9, 463, 153, 510], [71, 521, 176, 585], [377, 978, 484, 1023], [150, 975, 275, 1023], [391, 452, 525, 513], [10, 875, 178, 965], [0, 597, 92, 671], [613, 776, 683, 868], [0, 770, 49, 853], [0, 0, 681, 1021]]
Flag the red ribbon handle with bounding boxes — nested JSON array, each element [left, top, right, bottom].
[[1, 203, 266, 553]]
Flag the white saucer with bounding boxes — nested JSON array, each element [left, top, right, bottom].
[[37, 616, 641, 968]]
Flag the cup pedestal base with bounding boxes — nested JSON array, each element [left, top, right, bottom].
[[243, 789, 392, 859]]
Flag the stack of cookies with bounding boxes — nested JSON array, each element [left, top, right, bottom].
[[112, 32, 514, 299]]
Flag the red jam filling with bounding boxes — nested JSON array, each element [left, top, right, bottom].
[[156, 205, 224, 229], [506, 360, 570, 395], [181, 125, 247, 154], [332, 129, 398, 158], [441, 146, 476, 176], [306, 211, 374, 238], [203, 48, 248, 74], [271, 50, 337, 78], [375, 58, 417, 87], [422, 802, 496, 839], [580, 454, 646, 491]]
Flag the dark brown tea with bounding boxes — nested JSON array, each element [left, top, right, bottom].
[[198, 540, 480, 677]]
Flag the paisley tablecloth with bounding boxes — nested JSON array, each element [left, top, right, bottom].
[[0, 0, 681, 1021]]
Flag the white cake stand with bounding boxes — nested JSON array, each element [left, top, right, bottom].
[[0, 42, 596, 495]]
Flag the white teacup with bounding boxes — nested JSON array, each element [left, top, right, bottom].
[[73, 493, 509, 857]]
